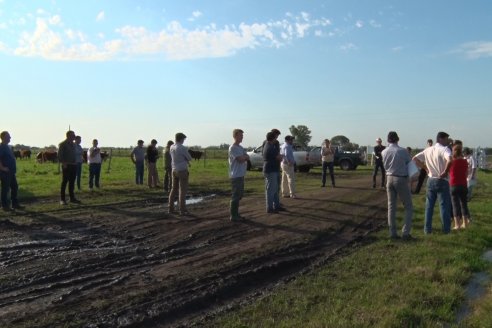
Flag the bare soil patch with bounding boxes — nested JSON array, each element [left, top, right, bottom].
[[0, 174, 387, 327]]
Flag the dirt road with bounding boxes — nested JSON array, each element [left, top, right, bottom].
[[0, 174, 388, 327]]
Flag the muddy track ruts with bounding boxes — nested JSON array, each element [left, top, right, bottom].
[[0, 175, 387, 327]]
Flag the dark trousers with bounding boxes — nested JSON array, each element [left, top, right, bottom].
[[135, 161, 144, 185], [1, 171, 18, 208], [321, 161, 335, 186], [76, 162, 82, 190], [89, 163, 102, 188], [61, 164, 77, 201], [414, 168, 427, 194], [451, 185, 470, 218], [164, 167, 172, 191], [373, 160, 386, 187]]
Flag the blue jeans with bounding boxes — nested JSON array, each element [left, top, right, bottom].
[[264, 171, 279, 211], [425, 178, 452, 234], [89, 163, 102, 189], [321, 161, 335, 186], [135, 161, 144, 185], [75, 162, 82, 190]]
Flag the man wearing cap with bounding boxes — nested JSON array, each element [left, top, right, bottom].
[[280, 135, 297, 198], [413, 132, 453, 234], [146, 139, 159, 188], [169, 132, 192, 215], [381, 131, 414, 240], [228, 129, 249, 221], [372, 137, 386, 189]]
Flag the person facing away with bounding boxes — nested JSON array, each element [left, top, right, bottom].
[[146, 139, 160, 188], [381, 131, 413, 240], [413, 131, 453, 234], [74, 135, 84, 191], [87, 139, 102, 190], [163, 140, 174, 192], [321, 138, 335, 188], [463, 147, 477, 201], [263, 131, 284, 213], [280, 135, 297, 198], [449, 144, 471, 230], [130, 140, 145, 185], [168, 133, 192, 216], [228, 129, 249, 221], [414, 139, 433, 194], [372, 137, 386, 188], [58, 130, 80, 205], [0, 131, 23, 211]]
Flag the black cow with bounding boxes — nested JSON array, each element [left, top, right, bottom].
[[188, 149, 203, 161]]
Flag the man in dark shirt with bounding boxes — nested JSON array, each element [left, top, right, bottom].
[[0, 131, 22, 211], [372, 137, 386, 188], [146, 139, 159, 188], [58, 130, 80, 205], [263, 131, 283, 213]]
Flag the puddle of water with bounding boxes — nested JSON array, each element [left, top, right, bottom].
[[455, 249, 492, 324], [169, 194, 216, 206]]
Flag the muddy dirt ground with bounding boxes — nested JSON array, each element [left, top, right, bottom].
[[0, 174, 388, 327]]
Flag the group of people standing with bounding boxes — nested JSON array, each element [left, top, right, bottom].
[[378, 130, 476, 240]]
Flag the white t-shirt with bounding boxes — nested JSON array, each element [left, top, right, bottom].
[[414, 143, 451, 178]]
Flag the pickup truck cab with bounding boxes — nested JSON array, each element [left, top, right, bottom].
[[310, 146, 367, 170], [247, 143, 314, 172]]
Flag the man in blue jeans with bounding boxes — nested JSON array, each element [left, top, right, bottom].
[[0, 131, 22, 211], [413, 132, 453, 234]]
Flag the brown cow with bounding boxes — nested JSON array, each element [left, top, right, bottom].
[[36, 151, 58, 163], [20, 149, 31, 159]]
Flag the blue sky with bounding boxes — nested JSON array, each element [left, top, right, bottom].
[[1, 0, 491, 149]]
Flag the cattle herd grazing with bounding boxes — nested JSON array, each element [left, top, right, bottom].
[[29, 150, 110, 163], [13, 149, 32, 160]]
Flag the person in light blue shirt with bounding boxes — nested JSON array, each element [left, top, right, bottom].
[[228, 129, 249, 221], [381, 131, 413, 240], [280, 135, 297, 198]]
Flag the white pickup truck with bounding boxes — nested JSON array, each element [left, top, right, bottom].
[[247, 144, 321, 173]]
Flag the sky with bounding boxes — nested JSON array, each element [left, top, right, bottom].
[[1, 0, 491, 149]]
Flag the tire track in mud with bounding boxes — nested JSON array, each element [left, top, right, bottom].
[[0, 176, 387, 327]]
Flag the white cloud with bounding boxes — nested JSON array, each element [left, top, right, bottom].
[[0, 22, 7, 29], [49, 15, 61, 25], [392, 45, 403, 52], [355, 20, 364, 28], [457, 41, 492, 59], [8, 12, 343, 62], [188, 10, 203, 22], [340, 42, 358, 51], [96, 11, 105, 22], [369, 20, 381, 28]]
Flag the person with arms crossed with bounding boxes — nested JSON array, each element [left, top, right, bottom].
[[228, 129, 249, 221]]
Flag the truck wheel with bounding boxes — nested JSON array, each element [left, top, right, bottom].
[[339, 159, 352, 171]]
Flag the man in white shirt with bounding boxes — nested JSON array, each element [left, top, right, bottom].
[[87, 139, 102, 190], [169, 132, 192, 216], [413, 131, 452, 234], [463, 147, 477, 201], [280, 135, 296, 198]]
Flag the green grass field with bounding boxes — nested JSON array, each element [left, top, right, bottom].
[[212, 167, 492, 327], [8, 153, 492, 327]]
